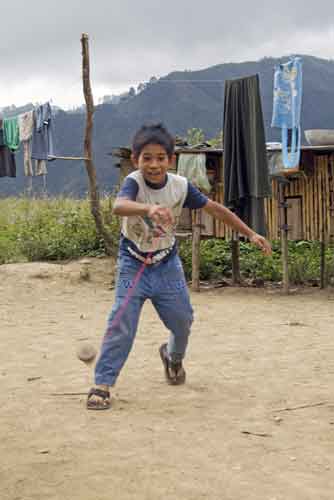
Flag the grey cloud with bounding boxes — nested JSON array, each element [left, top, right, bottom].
[[1, 0, 334, 106]]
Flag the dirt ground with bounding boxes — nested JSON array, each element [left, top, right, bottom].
[[1, 257, 334, 500]]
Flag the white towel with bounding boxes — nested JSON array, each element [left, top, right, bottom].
[[18, 111, 34, 142]]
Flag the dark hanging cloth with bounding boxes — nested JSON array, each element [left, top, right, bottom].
[[0, 122, 16, 178], [31, 102, 56, 161], [223, 74, 270, 235]]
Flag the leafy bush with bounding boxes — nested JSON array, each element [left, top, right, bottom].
[[0, 197, 120, 262], [0, 197, 333, 286], [179, 238, 334, 285]]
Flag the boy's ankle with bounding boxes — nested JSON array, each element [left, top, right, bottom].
[[95, 384, 110, 391]]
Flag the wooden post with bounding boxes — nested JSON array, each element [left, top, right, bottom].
[[192, 209, 201, 292], [330, 155, 334, 245], [320, 240, 326, 289], [231, 232, 241, 284], [81, 33, 115, 256], [320, 163, 327, 289], [278, 181, 289, 294]]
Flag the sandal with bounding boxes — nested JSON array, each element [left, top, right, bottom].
[[159, 343, 186, 385], [86, 387, 111, 410]]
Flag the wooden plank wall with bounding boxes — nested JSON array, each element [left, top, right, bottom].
[[119, 153, 334, 242], [264, 155, 333, 241], [201, 154, 333, 241]]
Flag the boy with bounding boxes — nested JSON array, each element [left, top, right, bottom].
[[87, 123, 271, 410]]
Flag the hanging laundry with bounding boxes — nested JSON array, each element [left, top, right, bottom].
[[22, 141, 33, 176], [31, 102, 56, 167], [267, 150, 285, 177], [18, 110, 34, 141], [223, 74, 270, 236], [0, 122, 16, 177], [3, 116, 20, 151], [271, 56, 303, 168], [19, 110, 34, 176], [177, 154, 211, 193], [35, 160, 47, 176]]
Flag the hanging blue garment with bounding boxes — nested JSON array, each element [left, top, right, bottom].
[[31, 102, 56, 161], [271, 57, 303, 168]]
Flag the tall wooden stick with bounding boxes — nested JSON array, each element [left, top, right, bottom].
[[231, 232, 241, 284], [81, 33, 114, 256], [278, 181, 289, 294], [192, 210, 201, 292], [320, 163, 326, 289]]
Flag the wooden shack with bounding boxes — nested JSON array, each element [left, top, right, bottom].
[[112, 145, 334, 243]]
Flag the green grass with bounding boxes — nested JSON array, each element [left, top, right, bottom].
[[0, 196, 333, 285], [178, 238, 334, 285], [0, 197, 119, 263]]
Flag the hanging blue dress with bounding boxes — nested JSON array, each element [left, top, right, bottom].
[[271, 57, 303, 168]]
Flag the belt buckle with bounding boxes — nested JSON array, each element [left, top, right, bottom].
[[127, 246, 170, 265]]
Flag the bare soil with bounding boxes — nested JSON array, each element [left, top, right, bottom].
[[1, 258, 334, 500]]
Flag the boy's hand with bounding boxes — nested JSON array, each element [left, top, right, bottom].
[[147, 205, 174, 227], [249, 233, 272, 256]]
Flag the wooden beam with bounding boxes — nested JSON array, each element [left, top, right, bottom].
[[81, 33, 114, 256], [320, 160, 327, 289], [278, 181, 289, 294], [231, 232, 241, 284], [192, 210, 201, 292], [48, 155, 90, 161]]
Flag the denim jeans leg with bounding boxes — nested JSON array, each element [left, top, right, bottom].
[[94, 254, 147, 386], [152, 255, 193, 362]]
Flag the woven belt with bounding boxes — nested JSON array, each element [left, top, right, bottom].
[[127, 246, 172, 265]]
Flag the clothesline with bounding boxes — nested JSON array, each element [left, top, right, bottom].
[[0, 101, 55, 180], [0, 100, 90, 184], [48, 155, 90, 161]]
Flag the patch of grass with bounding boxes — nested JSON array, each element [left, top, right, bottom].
[[178, 238, 334, 285], [1, 197, 333, 286], [0, 197, 120, 262]]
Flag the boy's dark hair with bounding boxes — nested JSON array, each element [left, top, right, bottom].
[[132, 123, 175, 159]]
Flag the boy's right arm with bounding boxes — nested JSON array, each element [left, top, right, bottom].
[[113, 197, 150, 217], [114, 176, 174, 225], [113, 198, 174, 226]]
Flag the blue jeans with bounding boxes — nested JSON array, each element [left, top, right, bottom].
[[95, 251, 193, 386]]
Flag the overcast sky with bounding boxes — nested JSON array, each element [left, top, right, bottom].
[[1, 1, 334, 109]]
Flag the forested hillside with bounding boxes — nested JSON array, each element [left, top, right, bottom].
[[1, 55, 334, 196]]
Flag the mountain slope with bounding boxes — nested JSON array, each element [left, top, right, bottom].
[[1, 55, 334, 196]]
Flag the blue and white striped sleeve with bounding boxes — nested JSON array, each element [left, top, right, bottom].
[[183, 181, 209, 209], [116, 177, 139, 200]]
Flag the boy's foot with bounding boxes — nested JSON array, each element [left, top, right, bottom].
[[86, 386, 111, 410], [159, 343, 186, 385]]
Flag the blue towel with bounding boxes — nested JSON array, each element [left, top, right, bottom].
[[271, 57, 303, 168], [31, 102, 56, 161]]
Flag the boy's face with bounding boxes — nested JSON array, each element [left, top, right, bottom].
[[132, 144, 175, 185]]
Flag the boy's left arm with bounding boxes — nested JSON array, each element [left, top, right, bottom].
[[203, 200, 272, 255]]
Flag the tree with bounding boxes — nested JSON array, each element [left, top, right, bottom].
[[137, 82, 146, 94], [149, 76, 158, 85], [208, 129, 223, 148], [128, 87, 136, 98], [186, 128, 205, 146]]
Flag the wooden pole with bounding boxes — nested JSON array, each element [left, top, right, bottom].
[[81, 33, 115, 256], [192, 209, 201, 292], [278, 181, 289, 294], [48, 155, 90, 161], [320, 161, 326, 289], [330, 156, 334, 242], [320, 240, 326, 289], [231, 232, 241, 284]]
